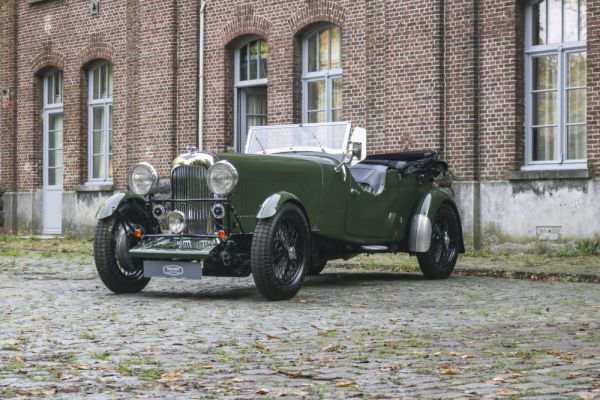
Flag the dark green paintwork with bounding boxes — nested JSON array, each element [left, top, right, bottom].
[[218, 152, 449, 246], [99, 150, 463, 257]]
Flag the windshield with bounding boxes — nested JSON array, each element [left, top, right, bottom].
[[245, 122, 351, 155]]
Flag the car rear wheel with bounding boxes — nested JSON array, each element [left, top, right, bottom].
[[251, 203, 311, 300], [94, 203, 151, 294], [417, 204, 460, 279]]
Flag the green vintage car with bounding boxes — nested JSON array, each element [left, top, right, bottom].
[[93, 122, 464, 300]]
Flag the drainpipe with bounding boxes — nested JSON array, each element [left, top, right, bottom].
[[198, 1, 206, 150]]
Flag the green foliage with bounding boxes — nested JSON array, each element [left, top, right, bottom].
[[575, 240, 599, 255]]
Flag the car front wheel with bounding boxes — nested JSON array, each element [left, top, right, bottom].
[[417, 204, 460, 279], [251, 203, 311, 300], [94, 203, 151, 294]]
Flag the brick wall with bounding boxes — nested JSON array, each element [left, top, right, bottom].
[[478, 0, 524, 179], [1, 0, 599, 201], [588, 0, 600, 175], [0, 0, 17, 193]]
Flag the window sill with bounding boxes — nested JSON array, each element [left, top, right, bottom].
[[505, 169, 589, 181], [75, 183, 115, 192]]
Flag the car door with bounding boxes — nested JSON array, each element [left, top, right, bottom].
[[344, 168, 397, 239]]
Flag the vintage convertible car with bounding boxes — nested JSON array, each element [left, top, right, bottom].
[[94, 122, 464, 300]]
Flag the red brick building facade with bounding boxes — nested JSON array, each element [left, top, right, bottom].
[[0, 0, 598, 247]]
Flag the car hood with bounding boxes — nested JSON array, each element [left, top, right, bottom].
[[213, 152, 330, 228]]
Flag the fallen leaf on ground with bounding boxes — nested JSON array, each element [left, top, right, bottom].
[[15, 355, 24, 363], [256, 388, 270, 395], [77, 365, 90, 370], [322, 344, 346, 352], [161, 372, 182, 381], [231, 376, 247, 383], [450, 352, 459, 356], [440, 364, 451, 369], [336, 381, 357, 387], [255, 342, 268, 351], [492, 377, 507, 383], [299, 300, 307, 304], [266, 334, 281, 340], [441, 369, 461, 375], [461, 354, 477, 359], [499, 389, 519, 397]]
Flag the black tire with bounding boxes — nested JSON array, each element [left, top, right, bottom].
[[417, 204, 460, 279], [307, 260, 327, 276], [251, 203, 311, 300], [93, 204, 151, 294]]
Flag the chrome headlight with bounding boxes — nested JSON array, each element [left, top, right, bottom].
[[128, 162, 159, 196], [166, 211, 186, 234], [207, 161, 238, 196]]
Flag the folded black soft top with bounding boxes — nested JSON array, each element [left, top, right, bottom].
[[359, 150, 448, 176], [365, 151, 438, 163]]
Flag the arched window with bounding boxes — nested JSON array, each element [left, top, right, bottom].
[[302, 24, 342, 123], [87, 61, 113, 181], [525, 0, 586, 168], [234, 38, 268, 151]]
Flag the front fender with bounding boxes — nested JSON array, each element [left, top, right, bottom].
[[95, 192, 146, 220], [256, 191, 301, 219], [408, 188, 464, 253]]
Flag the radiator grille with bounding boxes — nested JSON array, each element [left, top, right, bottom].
[[171, 165, 214, 235]]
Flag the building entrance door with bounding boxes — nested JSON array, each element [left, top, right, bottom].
[[43, 110, 63, 234]]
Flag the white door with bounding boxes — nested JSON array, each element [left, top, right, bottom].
[[43, 110, 63, 234]]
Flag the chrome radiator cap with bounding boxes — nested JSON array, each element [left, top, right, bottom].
[[172, 145, 218, 169]]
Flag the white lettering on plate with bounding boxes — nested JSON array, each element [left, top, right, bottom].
[[162, 265, 184, 276]]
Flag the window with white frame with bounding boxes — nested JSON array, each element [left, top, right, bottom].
[[43, 69, 64, 187], [234, 38, 268, 151], [302, 24, 342, 123], [88, 61, 113, 181], [525, 0, 586, 169]]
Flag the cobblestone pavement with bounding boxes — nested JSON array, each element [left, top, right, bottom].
[[0, 255, 599, 399]]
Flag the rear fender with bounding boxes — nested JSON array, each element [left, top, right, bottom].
[[95, 192, 147, 220], [408, 189, 464, 253]]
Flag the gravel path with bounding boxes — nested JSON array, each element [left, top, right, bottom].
[[1, 255, 599, 399]]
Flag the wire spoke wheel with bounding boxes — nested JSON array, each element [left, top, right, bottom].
[[272, 221, 304, 286], [251, 203, 311, 301]]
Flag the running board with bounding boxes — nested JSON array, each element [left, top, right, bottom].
[[361, 245, 389, 253]]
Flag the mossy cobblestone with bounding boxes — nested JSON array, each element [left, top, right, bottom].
[[0, 255, 598, 398]]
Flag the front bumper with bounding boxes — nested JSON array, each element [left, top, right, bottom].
[[129, 237, 219, 261]]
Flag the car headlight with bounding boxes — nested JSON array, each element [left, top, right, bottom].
[[207, 161, 238, 196], [166, 211, 186, 234], [128, 162, 159, 196]]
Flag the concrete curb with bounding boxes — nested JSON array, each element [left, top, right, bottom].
[[454, 268, 600, 284]]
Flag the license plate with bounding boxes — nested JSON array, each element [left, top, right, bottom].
[[143, 261, 203, 280]]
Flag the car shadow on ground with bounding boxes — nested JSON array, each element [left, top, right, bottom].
[[135, 271, 428, 301]]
